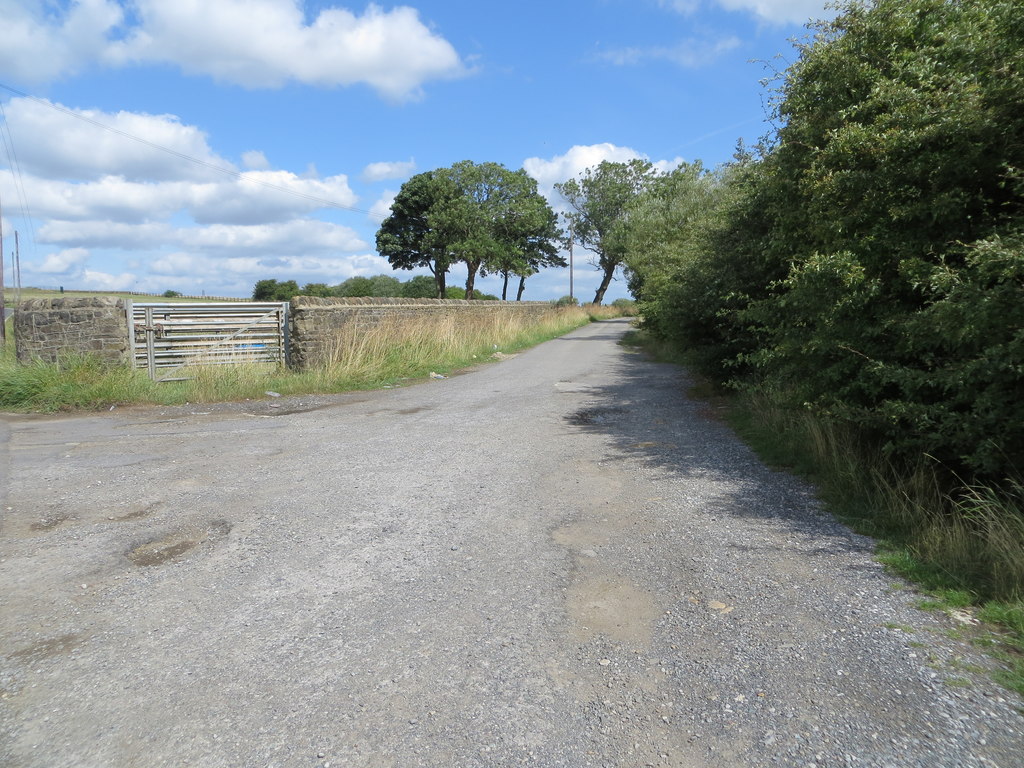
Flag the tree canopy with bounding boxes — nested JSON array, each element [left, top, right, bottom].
[[620, 0, 1024, 484], [376, 160, 563, 300], [375, 171, 459, 298], [556, 159, 658, 304]]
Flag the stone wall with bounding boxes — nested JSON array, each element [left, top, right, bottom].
[[289, 296, 553, 369], [14, 297, 129, 365]]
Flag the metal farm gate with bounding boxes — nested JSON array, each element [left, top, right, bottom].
[[127, 301, 289, 381]]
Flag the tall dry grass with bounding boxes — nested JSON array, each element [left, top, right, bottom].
[[0, 304, 594, 410], [731, 391, 1024, 603]]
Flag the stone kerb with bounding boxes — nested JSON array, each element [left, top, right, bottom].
[[288, 296, 552, 370], [13, 297, 130, 365]]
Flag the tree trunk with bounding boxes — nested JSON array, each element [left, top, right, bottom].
[[592, 264, 615, 305], [434, 270, 446, 299], [465, 260, 480, 300], [516, 274, 527, 301], [501, 272, 510, 301]]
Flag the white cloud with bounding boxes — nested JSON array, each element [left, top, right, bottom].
[[524, 143, 684, 203], [2, 168, 357, 227], [716, 0, 830, 25], [242, 150, 271, 170], [103, 0, 465, 100], [36, 218, 367, 256], [601, 35, 741, 67], [2, 97, 229, 182], [369, 190, 397, 221], [37, 247, 90, 274], [177, 219, 367, 254], [361, 159, 416, 183], [189, 171, 358, 225], [81, 269, 138, 292], [1, 2, 465, 100], [146, 251, 393, 294], [0, 0, 123, 84], [524, 143, 642, 200]]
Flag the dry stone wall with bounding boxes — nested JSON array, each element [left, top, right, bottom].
[[11, 296, 557, 370], [13, 297, 129, 365], [289, 296, 552, 369]]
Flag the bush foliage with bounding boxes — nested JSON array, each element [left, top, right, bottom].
[[627, 0, 1024, 486]]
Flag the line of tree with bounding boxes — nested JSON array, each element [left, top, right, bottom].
[[375, 160, 565, 300], [616, 0, 1023, 488], [251, 275, 499, 302]]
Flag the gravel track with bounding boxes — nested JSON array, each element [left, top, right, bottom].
[[1, 318, 1021, 767]]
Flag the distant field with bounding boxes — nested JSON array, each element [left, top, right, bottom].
[[3, 287, 246, 305]]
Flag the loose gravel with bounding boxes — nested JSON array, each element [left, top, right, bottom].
[[1, 318, 1021, 767]]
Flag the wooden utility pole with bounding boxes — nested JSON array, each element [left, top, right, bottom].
[[568, 239, 574, 302]]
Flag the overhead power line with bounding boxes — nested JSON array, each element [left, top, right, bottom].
[[0, 81, 385, 220]]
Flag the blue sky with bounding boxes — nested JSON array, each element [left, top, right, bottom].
[[0, 0, 831, 302]]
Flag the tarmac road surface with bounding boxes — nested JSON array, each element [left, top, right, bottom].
[[1, 318, 1021, 767]]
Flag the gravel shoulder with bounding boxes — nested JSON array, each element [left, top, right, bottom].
[[1, 318, 1021, 767]]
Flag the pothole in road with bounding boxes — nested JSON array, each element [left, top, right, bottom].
[[127, 519, 232, 567], [565, 407, 625, 426], [9, 633, 82, 664], [30, 513, 72, 531]]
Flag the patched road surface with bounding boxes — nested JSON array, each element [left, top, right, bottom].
[[2, 319, 1021, 767]]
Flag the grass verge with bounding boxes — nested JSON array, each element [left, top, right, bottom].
[[627, 328, 1024, 699], [0, 305, 601, 412]]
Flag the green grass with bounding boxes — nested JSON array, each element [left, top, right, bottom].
[[628, 327, 1024, 699], [0, 305, 600, 412]]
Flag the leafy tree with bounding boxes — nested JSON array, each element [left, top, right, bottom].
[[376, 171, 459, 298], [162, 289, 181, 298], [556, 159, 657, 304], [335, 276, 375, 297], [252, 279, 300, 301], [632, 0, 1024, 481], [442, 163, 563, 300], [368, 274, 402, 297], [401, 275, 440, 298], [301, 282, 333, 297]]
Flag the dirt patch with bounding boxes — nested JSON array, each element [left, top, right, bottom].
[[9, 633, 81, 664], [566, 571, 661, 647], [113, 502, 161, 522], [29, 513, 73, 532], [127, 519, 232, 567]]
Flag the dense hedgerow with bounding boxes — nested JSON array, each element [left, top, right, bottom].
[[627, 0, 1024, 486]]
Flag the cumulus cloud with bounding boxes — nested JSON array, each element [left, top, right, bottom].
[[361, 159, 416, 183], [242, 150, 271, 170], [2, 97, 229, 182], [189, 171, 359, 225], [37, 247, 91, 274], [37, 218, 367, 256], [38, 0, 465, 100], [4, 170, 357, 226], [0, 0, 123, 84], [80, 269, 138, 292], [523, 143, 683, 203], [601, 35, 741, 67], [369, 190, 397, 221]]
